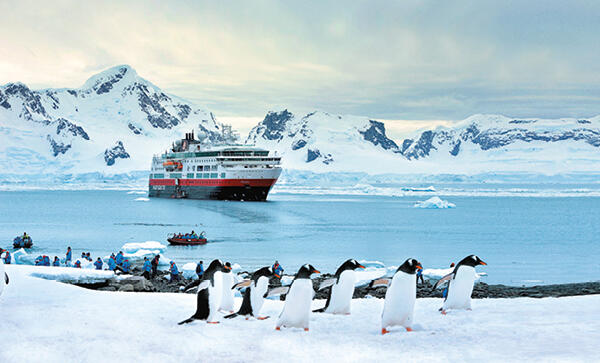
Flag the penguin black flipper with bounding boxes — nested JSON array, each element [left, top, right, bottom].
[[432, 273, 454, 290], [4, 272, 8, 284], [182, 279, 202, 293], [265, 286, 289, 298], [318, 278, 337, 291], [313, 287, 332, 313]]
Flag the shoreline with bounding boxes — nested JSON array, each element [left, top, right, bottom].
[[79, 270, 600, 299]]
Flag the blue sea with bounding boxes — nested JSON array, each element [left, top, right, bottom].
[[1, 189, 599, 286]]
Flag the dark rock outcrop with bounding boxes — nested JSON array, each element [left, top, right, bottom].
[[104, 141, 130, 166], [47, 136, 71, 156], [359, 120, 399, 151]]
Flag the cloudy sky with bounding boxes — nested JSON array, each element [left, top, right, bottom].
[[1, 0, 599, 135]]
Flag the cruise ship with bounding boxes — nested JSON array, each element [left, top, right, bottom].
[[148, 126, 282, 201]]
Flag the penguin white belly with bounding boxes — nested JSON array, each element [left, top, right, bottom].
[[443, 266, 477, 311], [277, 279, 313, 328], [325, 270, 355, 314], [0, 260, 5, 297], [250, 276, 269, 316], [207, 272, 223, 322], [219, 272, 235, 312], [381, 272, 416, 330]]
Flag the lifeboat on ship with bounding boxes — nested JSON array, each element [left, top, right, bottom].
[[162, 160, 183, 171], [167, 231, 208, 246]]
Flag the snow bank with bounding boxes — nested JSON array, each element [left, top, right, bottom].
[[414, 196, 456, 209], [12, 264, 114, 284], [2, 264, 599, 362]]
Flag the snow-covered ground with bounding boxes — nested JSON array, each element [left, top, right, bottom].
[[1, 265, 598, 362]]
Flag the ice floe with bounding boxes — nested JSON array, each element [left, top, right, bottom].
[[413, 196, 456, 209]]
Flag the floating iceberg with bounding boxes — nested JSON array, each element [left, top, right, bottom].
[[182, 262, 198, 279], [121, 241, 167, 254], [357, 260, 385, 268], [413, 196, 456, 209], [134, 197, 150, 201]]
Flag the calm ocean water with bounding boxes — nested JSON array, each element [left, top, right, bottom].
[[1, 190, 599, 285]]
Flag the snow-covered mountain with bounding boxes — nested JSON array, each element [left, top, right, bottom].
[[0, 65, 224, 175], [247, 111, 600, 174], [246, 110, 403, 173], [1, 65, 599, 183]]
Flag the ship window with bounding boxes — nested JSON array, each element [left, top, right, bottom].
[[203, 173, 210, 178], [187, 173, 194, 178], [153, 173, 164, 178], [211, 165, 218, 171], [197, 165, 203, 171], [196, 173, 203, 178], [204, 165, 210, 170], [220, 173, 225, 178], [211, 173, 218, 178], [170, 173, 182, 178]]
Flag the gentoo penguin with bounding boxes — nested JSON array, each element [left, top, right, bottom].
[[219, 262, 235, 313], [276, 264, 320, 331], [313, 259, 365, 314], [0, 249, 8, 298], [433, 255, 486, 314], [178, 259, 231, 325], [370, 258, 422, 335], [225, 266, 274, 320]]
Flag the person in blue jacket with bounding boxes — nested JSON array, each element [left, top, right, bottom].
[[43, 255, 50, 266], [65, 247, 72, 264], [416, 266, 424, 284], [115, 251, 124, 266], [3, 250, 11, 264], [195, 260, 204, 279], [74, 260, 82, 268], [94, 257, 103, 270], [142, 257, 152, 279], [53, 256, 60, 267], [121, 259, 130, 274], [170, 261, 180, 282], [272, 260, 284, 279], [107, 256, 116, 271]]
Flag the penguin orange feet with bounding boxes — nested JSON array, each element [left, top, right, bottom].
[[207, 321, 220, 324], [405, 327, 413, 332], [304, 328, 309, 332], [275, 326, 281, 331], [257, 316, 269, 320], [441, 309, 447, 315], [381, 328, 390, 335], [245, 317, 249, 321]]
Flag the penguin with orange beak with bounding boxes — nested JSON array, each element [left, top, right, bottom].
[[275, 264, 320, 331], [370, 258, 422, 335], [433, 255, 487, 314], [313, 259, 365, 315]]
